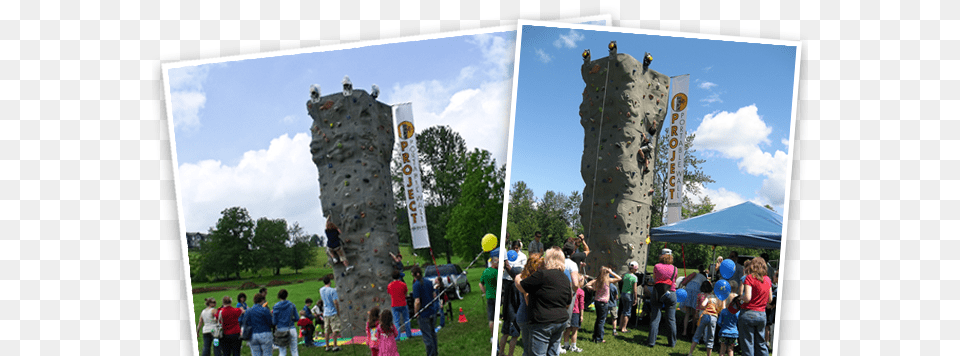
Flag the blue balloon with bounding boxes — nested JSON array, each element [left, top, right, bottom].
[[507, 250, 518, 262], [720, 259, 736, 279], [714, 279, 731, 301], [675, 288, 688, 304]]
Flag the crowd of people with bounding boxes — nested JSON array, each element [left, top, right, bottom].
[[196, 242, 455, 356], [495, 232, 778, 356]]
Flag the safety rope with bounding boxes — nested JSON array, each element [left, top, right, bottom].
[[400, 248, 486, 328], [585, 59, 612, 246]]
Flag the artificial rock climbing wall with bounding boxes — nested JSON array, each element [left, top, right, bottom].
[[307, 88, 397, 338], [578, 51, 669, 276]]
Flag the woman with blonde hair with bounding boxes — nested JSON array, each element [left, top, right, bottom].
[[515, 247, 571, 356], [647, 249, 679, 348], [738, 257, 773, 356]]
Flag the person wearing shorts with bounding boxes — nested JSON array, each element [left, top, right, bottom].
[[320, 274, 342, 352], [481, 250, 500, 333]]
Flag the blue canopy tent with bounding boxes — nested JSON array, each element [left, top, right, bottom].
[[651, 201, 783, 250]]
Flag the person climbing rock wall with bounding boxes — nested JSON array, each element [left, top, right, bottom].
[[578, 48, 669, 276], [307, 81, 399, 338]]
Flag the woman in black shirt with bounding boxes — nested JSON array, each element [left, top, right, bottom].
[[516, 247, 572, 356]]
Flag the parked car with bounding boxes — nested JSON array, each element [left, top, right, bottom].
[[424, 264, 471, 299]]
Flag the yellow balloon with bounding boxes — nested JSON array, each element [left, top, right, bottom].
[[481, 233, 498, 252]]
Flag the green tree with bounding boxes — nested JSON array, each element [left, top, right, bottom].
[[200, 206, 254, 280], [286, 222, 317, 274], [651, 133, 714, 228], [506, 181, 538, 245], [252, 217, 289, 276], [446, 148, 505, 261]]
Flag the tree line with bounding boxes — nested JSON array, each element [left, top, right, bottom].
[[191, 207, 318, 282], [392, 125, 506, 264]]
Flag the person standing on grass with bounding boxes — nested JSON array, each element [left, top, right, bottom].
[[412, 265, 439, 356], [320, 275, 343, 352], [272, 289, 299, 356], [387, 270, 413, 340], [618, 261, 640, 334], [562, 274, 585, 353], [679, 265, 710, 336], [586, 266, 622, 343], [481, 249, 501, 334], [377, 309, 400, 356], [559, 242, 582, 353], [647, 249, 679, 348], [197, 298, 218, 356], [505, 252, 543, 356], [718, 281, 741, 356], [245, 293, 275, 356], [738, 257, 773, 356], [688, 281, 720, 356], [515, 247, 572, 356]]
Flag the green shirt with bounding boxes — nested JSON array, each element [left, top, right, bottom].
[[622, 273, 638, 296], [481, 267, 499, 300]]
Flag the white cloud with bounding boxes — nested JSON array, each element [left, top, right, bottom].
[[688, 184, 745, 212], [698, 81, 718, 90], [383, 35, 515, 165], [178, 133, 325, 233], [171, 91, 206, 130], [692, 105, 789, 211], [168, 66, 211, 131], [535, 48, 553, 63], [553, 29, 585, 49], [701, 91, 723, 104]]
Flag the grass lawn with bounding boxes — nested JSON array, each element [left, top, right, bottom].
[[499, 304, 775, 356], [191, 244, 495, 355]]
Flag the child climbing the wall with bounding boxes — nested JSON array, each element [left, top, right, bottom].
[[377, 309, 399, 356], [366, 306, 380, 356], [689, 280, 720, 356], [324, 221, 352, 270]]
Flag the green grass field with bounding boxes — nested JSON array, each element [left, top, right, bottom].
[[191, 244, 496, 355]]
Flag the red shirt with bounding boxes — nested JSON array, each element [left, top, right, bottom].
[[217, 306, 243, 335], [387, 280, 408, 307], [297, 317, 312, 328], [742, 275, 771, 312]]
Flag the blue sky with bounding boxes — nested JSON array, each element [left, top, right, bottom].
[[510, 23, 799, 217], [166, 30, 518, 234]]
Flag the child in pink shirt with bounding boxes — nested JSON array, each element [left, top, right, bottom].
[[376, 309, 398, 356], [565, 275, 586, 352], [366, 307, 380, 356]]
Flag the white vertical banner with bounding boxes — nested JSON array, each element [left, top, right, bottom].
[[666, 74, 690, 224], [393, 103, 431, 249]]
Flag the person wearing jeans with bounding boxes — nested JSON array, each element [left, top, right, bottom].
[[245, 293, 274, 356], [527, 322, 566, 356], [647, 290, 677, 347], [412, 266, 439, 356], [387, 271, 413, 340], [738, 257, 772, 356], [272, 289, 299, 356]]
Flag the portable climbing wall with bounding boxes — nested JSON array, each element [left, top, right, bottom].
[[307, 88, 397, 338], [579, 51, 669, 276]]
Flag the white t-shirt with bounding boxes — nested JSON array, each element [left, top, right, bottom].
[[200, 307, 217, 333], [564, 258, 579, 285]]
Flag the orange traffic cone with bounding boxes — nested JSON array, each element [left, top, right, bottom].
[[458, 307, 468, 323]]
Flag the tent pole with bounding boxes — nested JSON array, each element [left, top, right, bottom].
[[681, 243, 687, 277], [710, 245, 717, 278]]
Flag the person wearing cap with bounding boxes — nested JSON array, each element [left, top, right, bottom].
[[480, 248, 501, 333], [647, 248, 679, 348], [618, 261, 640, 333]]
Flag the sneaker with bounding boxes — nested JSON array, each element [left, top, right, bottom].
[[345, 265, 355, 272], [558, 346, 567, 354], [570, 346, 583, 353], [332, 346, 342, 352]]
